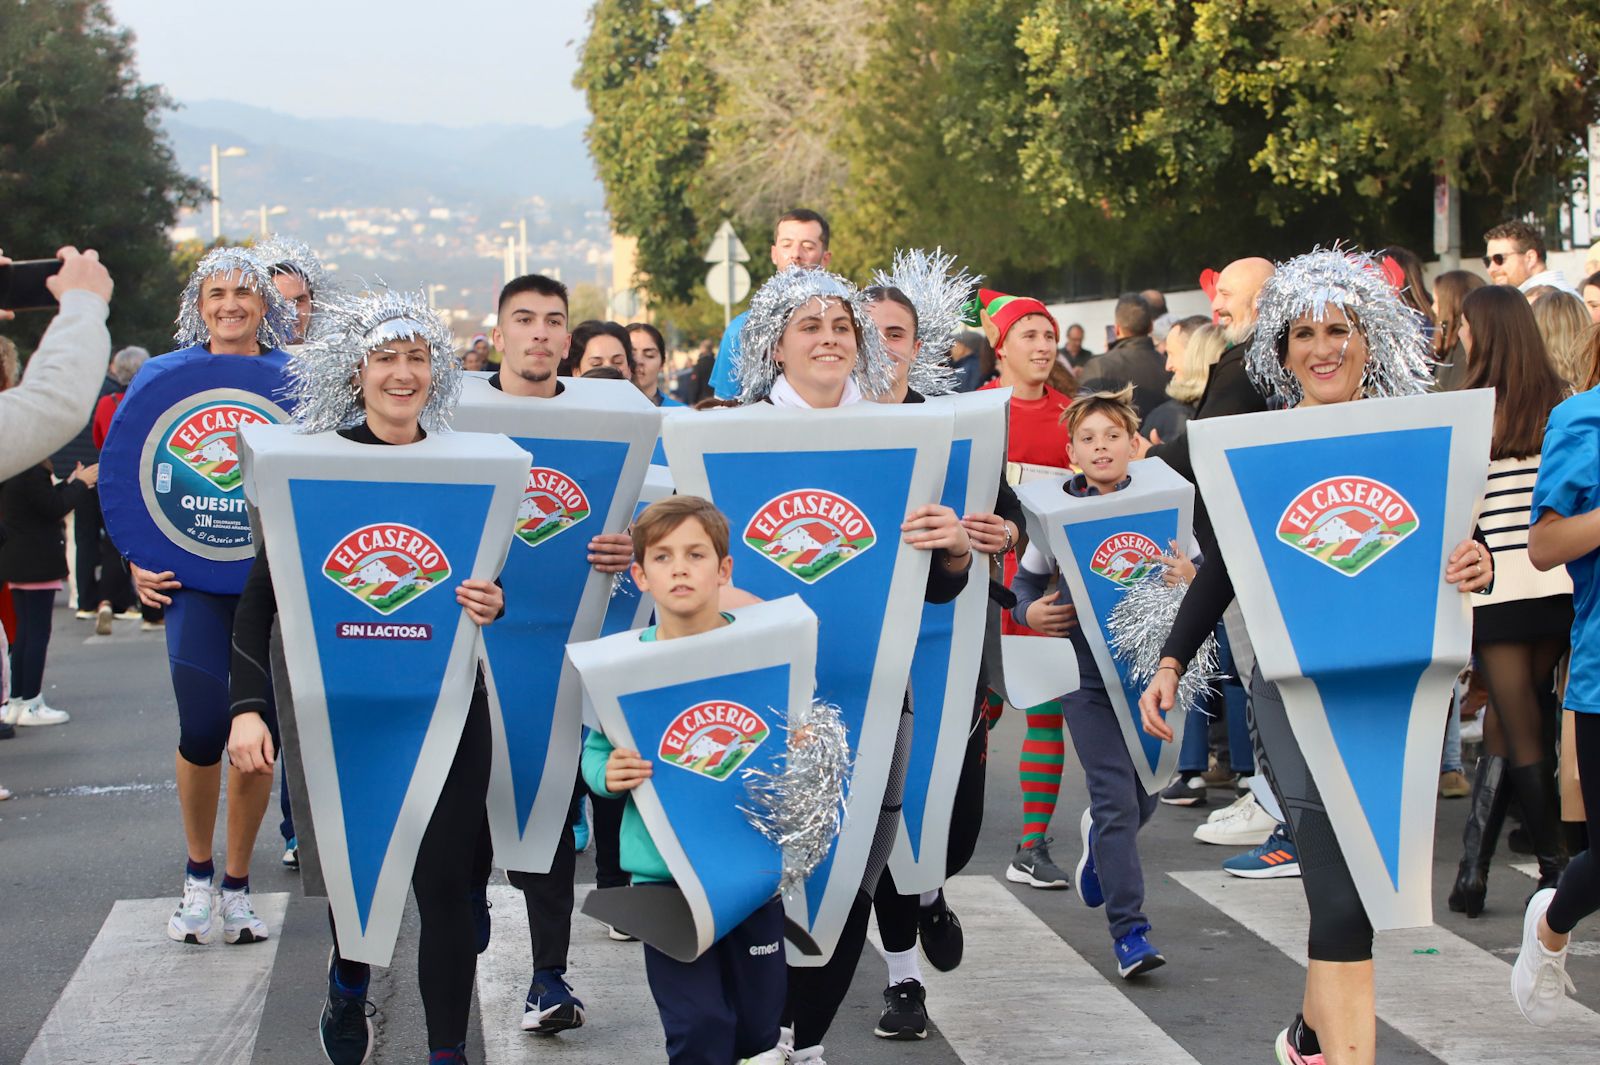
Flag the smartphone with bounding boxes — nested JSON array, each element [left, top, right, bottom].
[[1104, 324, 1117, 347], [0, 259, 63, 312]]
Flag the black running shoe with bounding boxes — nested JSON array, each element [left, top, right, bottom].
[[1158, 773, 1209, 807], [1005, 839, 1070, 889], [319, 952, 375, 1065], [917, 891, 964, 972], [874, 979, 929, 1040], [522, 967, 586, 1034]]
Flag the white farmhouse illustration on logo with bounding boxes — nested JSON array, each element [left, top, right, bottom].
[[744, 489, 876, 584], [1277, 476, 1417, 577], [323, 523, 452, 615]]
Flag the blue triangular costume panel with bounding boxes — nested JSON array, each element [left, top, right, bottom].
[[238, 424, 529, 964], [1187, 390, 1493, 928], [453, 376, 661, 873], [1015, 458, 1197, 795], [889, 390, 1007, 891], [664, 402, 953, 964], [100, 347, 291, 594], [567, 597, 819, 962]]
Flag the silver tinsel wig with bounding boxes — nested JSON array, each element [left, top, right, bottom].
[[1106, 572, 1223, 719], [733, 266, 897, 404], [1246, 246, 1434, 405], [740, 699, 850, 891], [174, 246, 298, 350], [287, 285, 461, 434], [253, 233, 329, 295], [870, 247, 980, 397]]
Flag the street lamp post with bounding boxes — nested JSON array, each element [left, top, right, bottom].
[[209, 144, 248, 241], [500, 219, 528, 277]]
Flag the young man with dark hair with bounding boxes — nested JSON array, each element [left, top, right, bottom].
[[708, 208, 833, 399], [1484, 220, 1578, 295], [1082, 293, 1170, 421]]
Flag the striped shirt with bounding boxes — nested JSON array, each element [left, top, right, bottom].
[[1474, 455, 1572, 608]]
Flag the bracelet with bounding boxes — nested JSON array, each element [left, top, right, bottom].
[[1002, 524, 1015, 553], [945, 547, 972, 562], [1155, 664, 1182, 677]]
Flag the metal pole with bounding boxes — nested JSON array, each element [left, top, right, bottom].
[[519, 217, 528, 276], [724, 228, 734, 327], [259, 204, 268, 237], [210, 143, 221, 241]]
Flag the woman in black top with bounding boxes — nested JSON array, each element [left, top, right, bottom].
[[226, 289, 501, 1065], [1137, 251, 1492, 1065]]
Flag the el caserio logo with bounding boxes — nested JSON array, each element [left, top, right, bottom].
[[1277, 476, 1418, 577], [1089, 532, 1163, 587], [744, 489, 875, 584], [515, 467, 590, 548], [659, 701, 770, 781], [323, 523, 451, 621], [162, 401, 271, 493]]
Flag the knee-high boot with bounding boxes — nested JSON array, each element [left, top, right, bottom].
[[1508, 760, 1567, 898], [1449, 756, 1508, 918]]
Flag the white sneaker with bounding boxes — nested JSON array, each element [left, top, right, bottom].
[[167, 874, 218, 944], [115, 608, 143, 621], [791, 1046, 825, 1065], [743, 1050, 788, 1065], [778, 1026, 795, 1056], [94, 603, 113, 636], [74, 610, 96, 621], [606, 923, 638, 942], [1194, 792, 1276, 845], [0, 699, 20, 726], [220, 884, 269, 944], [1205, 791, 1253, 825], [1512, 887, 1575, 1026], [14, 696, 69, 727]]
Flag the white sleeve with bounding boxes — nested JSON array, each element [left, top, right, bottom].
[[0, 290, 112, 479]]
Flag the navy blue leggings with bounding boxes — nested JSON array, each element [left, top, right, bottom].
[[167, 589, 276, 766], [8, 588, 56, 701]]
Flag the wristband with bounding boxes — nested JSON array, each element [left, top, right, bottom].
[[1155, 664, 1182, 677]]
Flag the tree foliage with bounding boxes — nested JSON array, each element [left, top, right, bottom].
[[0, 0, 206, 356], [579, 0, 1597, 303]]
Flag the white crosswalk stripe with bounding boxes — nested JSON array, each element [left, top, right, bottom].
[[21, 893, 289, 1065], [1172, 869, 1600, 1063]]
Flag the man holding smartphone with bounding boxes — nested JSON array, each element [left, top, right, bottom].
[[0, 246, 115, 480]]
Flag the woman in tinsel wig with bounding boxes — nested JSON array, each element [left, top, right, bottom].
[[225, 287, 500, 1065], [731, 265, 974, 1055], [1138, 248, 1492, 1065]]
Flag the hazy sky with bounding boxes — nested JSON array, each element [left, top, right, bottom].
[[106, 0, 593, 127]]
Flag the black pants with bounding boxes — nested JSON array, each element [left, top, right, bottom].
[[507, 772, 583, 973], [1545, 712, 1600, 934], [644, 896, 787, 1065], [331, 688, 494, 1051], [8, 588, 55, 700], [1250, 669, 1374, 963]]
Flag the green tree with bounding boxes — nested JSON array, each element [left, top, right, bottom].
[[0, 0, 206, 357]]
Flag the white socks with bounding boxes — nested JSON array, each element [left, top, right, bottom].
[[918, 889, 940, 908], [885, 946, 923, 986]]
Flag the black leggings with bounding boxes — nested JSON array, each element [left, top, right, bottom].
[[333, 690, 493, 1051], [8, 588, 55, 700], [874, 689, 990, 953], [1476, 638, 1565, 768], [1250, 669, 1374, 963], [1544, 713, 1600, 934]]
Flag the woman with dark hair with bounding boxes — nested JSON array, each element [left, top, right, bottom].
[[1431, 270, 1487, 391], [1448, 285, 1575, 914], [560, 320, 634, 378], [1582, 271, 1600, 325], [626, 322, 682, 409]]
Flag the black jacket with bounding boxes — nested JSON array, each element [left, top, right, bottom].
[[0, 465, 88, 583], [1082, 335, 1170, 420]]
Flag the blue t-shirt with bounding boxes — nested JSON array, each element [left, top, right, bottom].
[[649, 391, 683, 466], [708, 309, 750, 400], [1531, 386, 1600, 713]]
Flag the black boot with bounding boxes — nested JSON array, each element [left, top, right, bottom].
[[1449, 756, 1508, 917], [1508, 760, 1567, 899]]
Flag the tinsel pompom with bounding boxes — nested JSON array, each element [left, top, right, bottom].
[[1106, 572, 1224, 718], [732, 266, 896, 404], [870, 248, 980, 397], [1246, 246, 1434, 406], [740, 699, 850, 891], [608, 570, 636, 601], [252, 233, 330, 295], [174, 246, 298, 351], [287, 283, 461, 435]]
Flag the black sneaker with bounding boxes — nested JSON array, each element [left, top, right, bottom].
[[917, 890, 964, 972], [319, 951, 375, 1065], [1005, 839, 1070, 889], [873, 979, 928, 1040], [1158, 773, 1209, 807], [522, 967, 586, 1034]]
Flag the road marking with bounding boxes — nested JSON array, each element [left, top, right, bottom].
[[22, 893, 288, 1065], [477, 882, 663, 1064], [870, 876, 1203, 1064], [1173, 870, 1600, 1062]]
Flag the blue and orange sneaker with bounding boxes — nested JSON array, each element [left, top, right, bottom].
[[1222, 823, 1301, 879]]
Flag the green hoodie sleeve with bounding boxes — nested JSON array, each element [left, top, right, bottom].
[[581, 728, 617, 798]]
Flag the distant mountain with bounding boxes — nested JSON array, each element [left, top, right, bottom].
[[162, 100, 603, 212]]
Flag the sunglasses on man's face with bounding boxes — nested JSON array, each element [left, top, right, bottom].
[[1483, 252, 1522, 268]]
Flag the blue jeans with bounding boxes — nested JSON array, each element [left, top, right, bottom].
[[1178, 622, 1254, 776]]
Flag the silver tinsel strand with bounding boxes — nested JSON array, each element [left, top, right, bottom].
[[739, 699, 850, 891], [286, 284, 462, 434], [1107, 572, 1224, 718], [732, 266, 897, 404], [1246, 246, 1434, 406], [174, 246, 298, 350], [870, 247, 980, 398], [252, 233, 330, 295]]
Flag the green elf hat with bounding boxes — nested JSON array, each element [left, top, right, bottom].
[[959, 288, 1059, 352]]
